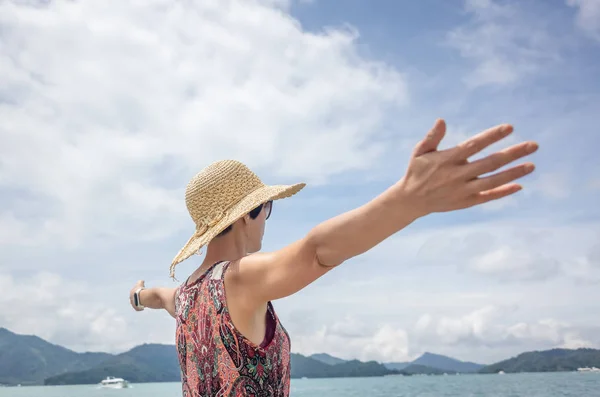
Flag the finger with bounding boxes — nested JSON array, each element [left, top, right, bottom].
[[464, 141, 539, 178], [468, 163, 535, 193], [413, 119, 446, 157], [137, 280, 145, 287], [453, 124, 513, 160], [469, 183, 523, 206]]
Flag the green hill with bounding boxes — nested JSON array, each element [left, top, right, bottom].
[[329, 359, 398, 377], [44, 344, 180, 385], [384, 361, 410, 371], [480, 348, 600, 374], [309, 352, 484, 375], [290, 354, 339, 378], [290, 354, 396, 378], [412, 352, 483, 373], [400, 364, 446, 375], [385, 352, 483, 374], [309, 353, 346, 366], [0, 328, 111, 386]]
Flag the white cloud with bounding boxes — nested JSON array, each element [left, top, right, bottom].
[[414, 306, 507, 347], [505, 319, 593, 349], [413, 306, 597, 358], [288, 304, 598, 364], [290, 317, 412, 363], [414, 221, 599, 283], [0, 0, 406, 249], [567, 0, 600, 41], [447, 0, 559, 87], [562, 254, 600, 284], [363, 326, 411, 363], [0, 271, 133, 352], [468, 245, 560, 282]]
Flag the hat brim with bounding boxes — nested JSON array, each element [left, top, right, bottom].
[[169, 182, 306, 277]]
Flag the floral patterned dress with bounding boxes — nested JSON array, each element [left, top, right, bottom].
[[175, 261, 291, 396]]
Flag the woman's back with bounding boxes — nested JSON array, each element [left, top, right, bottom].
[[175, 261, 291, 396]]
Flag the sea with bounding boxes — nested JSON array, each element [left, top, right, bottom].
[[2, 373, 600, 397]]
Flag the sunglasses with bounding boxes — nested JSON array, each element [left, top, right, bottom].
[[264, 200, 273, 220]]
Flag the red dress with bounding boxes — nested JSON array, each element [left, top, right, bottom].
[[175, 261, 291, 396]]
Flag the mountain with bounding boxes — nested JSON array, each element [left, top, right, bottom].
[[45, 344, 180, 385], [401, 364, 446, 375], [383, 361, 410, 371], [0, 327, 112, 386], [480, 348, 600, 374], [384, 353, 483, 374], [412, 352, 483, 373], [309, 353, 346, 366], [327, 359, 398, 377], [290, 354, 339, 378], [290, 354, 396, 378]]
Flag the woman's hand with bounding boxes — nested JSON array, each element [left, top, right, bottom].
[[397, 119, 538, 217]]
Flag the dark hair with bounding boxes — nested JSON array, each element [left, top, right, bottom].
[[216, 203, 264, 238]]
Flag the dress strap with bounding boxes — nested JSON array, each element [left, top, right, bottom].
[[211, 260, 228, 280]]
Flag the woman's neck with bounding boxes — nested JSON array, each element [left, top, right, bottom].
[[201, 233, 248, 269]]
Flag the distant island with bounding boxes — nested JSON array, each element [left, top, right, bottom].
[[382, 352, 484, 374], [479, 348, 600, 374], [1, 327, 600, 386]]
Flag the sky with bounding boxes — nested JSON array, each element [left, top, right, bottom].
[[0, 0, 599, 365]]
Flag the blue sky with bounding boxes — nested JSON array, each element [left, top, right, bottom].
[[0, 0, 599, 364]]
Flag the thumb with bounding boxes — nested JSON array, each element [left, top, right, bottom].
[[413, 119, 446, 157], [137, 280, 145, 288]]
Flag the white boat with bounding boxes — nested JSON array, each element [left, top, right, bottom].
[[99, 376, 130, 388], [577, 367, 600, 373], [498, 371, 505, 375]]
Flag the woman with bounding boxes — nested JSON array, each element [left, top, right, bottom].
[[129, 120, 538, 396]]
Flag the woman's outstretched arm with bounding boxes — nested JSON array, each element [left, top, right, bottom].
[[228, 120, 538, 305]]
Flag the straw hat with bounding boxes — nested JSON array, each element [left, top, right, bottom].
[[169, 159, 305, 279]]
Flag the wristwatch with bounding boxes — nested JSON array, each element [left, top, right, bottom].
[[133, 287, 145, 310]]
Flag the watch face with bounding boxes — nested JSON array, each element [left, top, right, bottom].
[[134, 293, 140, 307]]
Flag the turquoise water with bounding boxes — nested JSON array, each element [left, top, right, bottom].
[[1, 373, 599, 397]]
